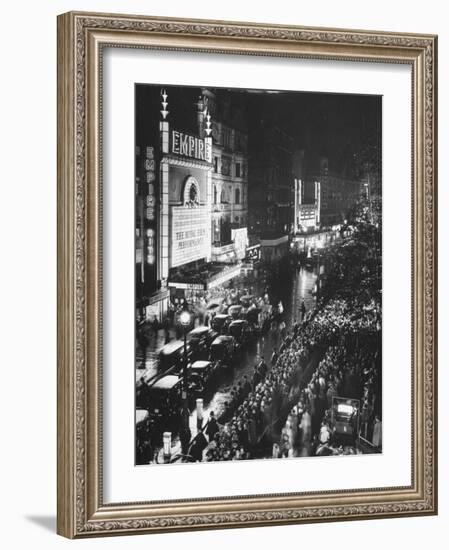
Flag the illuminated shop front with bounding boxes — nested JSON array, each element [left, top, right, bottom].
[[136, 86, 246, 322], [136, 88, 213, 321]]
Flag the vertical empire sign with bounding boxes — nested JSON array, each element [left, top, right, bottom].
[[144, 146, 158, 295]]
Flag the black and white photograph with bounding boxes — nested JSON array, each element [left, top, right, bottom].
[[135, 84, 382, 466]]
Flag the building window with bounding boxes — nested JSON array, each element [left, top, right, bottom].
[[235, 188, 241, 204], [221, 156, 231, 176], [213, 156, 219, 173], [235, 162, 241, 178], [213, 185, 218, 205]]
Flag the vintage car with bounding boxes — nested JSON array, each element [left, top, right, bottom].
[[145, 374, 184, 420], [228, 304, 244, 320], [158, 339, 191, 373], [211, 313, 232, 334], [228, 319, 254, 347], [187, 360, 215, 399], [330, 397, 360, 444], [245, 306, 261, 332], [239, 294, 255, 310], [187, 326, 218, 359], [209, 335, 236, 367], [135, 409, 154, 464]]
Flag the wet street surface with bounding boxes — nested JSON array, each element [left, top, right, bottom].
[[136, 265, 319, 461], [201, 266, 318, 421]]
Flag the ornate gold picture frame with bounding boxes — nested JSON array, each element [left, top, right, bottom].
[[57, 11, 437, 538]]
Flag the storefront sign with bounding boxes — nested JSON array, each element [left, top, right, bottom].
[[171, 130, 212, 162], [245, 244, 261, 261], [171, 206, 210, 268], [231, 227, 248, 260], [168, 281, 205, 290], [207, 264, 241, 290]]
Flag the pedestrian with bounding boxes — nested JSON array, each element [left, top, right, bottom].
[[242, 375, 251, 396], [247, 418, 257, 448], [279, 319, 287, 340], [300, 300, 306, 322], [372, 414, 382, 448], [271, 347, 278, 367], [259, 357, 268, 378], [179, 425, 192, 457], [205, 411, 220, 442], [252, 367, 261, 389], [151, 316, 159, 341], [163, 317, 170, 344], [188, 431, 208, 462]]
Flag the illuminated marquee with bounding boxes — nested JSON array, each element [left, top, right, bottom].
[[171, 130, 212, 162], [171, 206, 210, 268]]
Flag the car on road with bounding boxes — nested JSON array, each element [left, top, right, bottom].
[[187, 326, 218, 360], [330, 397, 360, 445], [209, 335, 237, 367], [146, 374, 184, 420], [211, 313, 232, 334], [228, 319, 254, 348], [187, 360, 216, 400], [239, 294, 255, 310], [228, 304, 244, 320], [245, 306, 261, 333], [158, 339, 191, 373]]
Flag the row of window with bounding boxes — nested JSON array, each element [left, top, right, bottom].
[[213, 186, 245, 205], [213, 156, 246, 179], [213, 123, 248, 153]]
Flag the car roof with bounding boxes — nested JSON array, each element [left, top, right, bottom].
[[230, 319, 247, 325], [150, 375, 181, 390], [160, 340, 185, 355], [211, 335, 234, 344], [136, 409, 149, 424], [215, 313, 230, 319], [188, 326, 210, 335], [191, 360, 212, 370]]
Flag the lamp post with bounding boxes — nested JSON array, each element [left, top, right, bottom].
[[179, 309, 191, 429], [163, 431, 172, 463]]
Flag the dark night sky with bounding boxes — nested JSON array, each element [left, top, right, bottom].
[[135, 84, 381, 177]]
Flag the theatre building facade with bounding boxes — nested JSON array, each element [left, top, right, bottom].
[[135, 86, 245, 322]]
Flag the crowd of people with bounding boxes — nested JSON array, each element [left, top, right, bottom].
[[193, 286, 381, 462], [201, 317, 320, 462], [139, 220, 383, 463], [278, 330, 381, 459]]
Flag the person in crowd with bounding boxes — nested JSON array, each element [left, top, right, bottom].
[[189, 431, 208, 462], [179, 425, 192, 457], [300, 300, 306, 322], [205, 411, 220, 442]]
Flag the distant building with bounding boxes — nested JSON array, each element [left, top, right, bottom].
[[296, 157, 361, 230], [205, 89, 249, 263], [293, 174, 320, 233], [248, 121, 295, 262]]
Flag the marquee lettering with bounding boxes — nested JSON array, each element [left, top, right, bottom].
[[171, 130, 211, 162]]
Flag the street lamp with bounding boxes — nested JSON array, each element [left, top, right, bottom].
[[179, 308, 192, 429]]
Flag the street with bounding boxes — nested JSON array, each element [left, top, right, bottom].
[[137, 263, 320, 462]]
